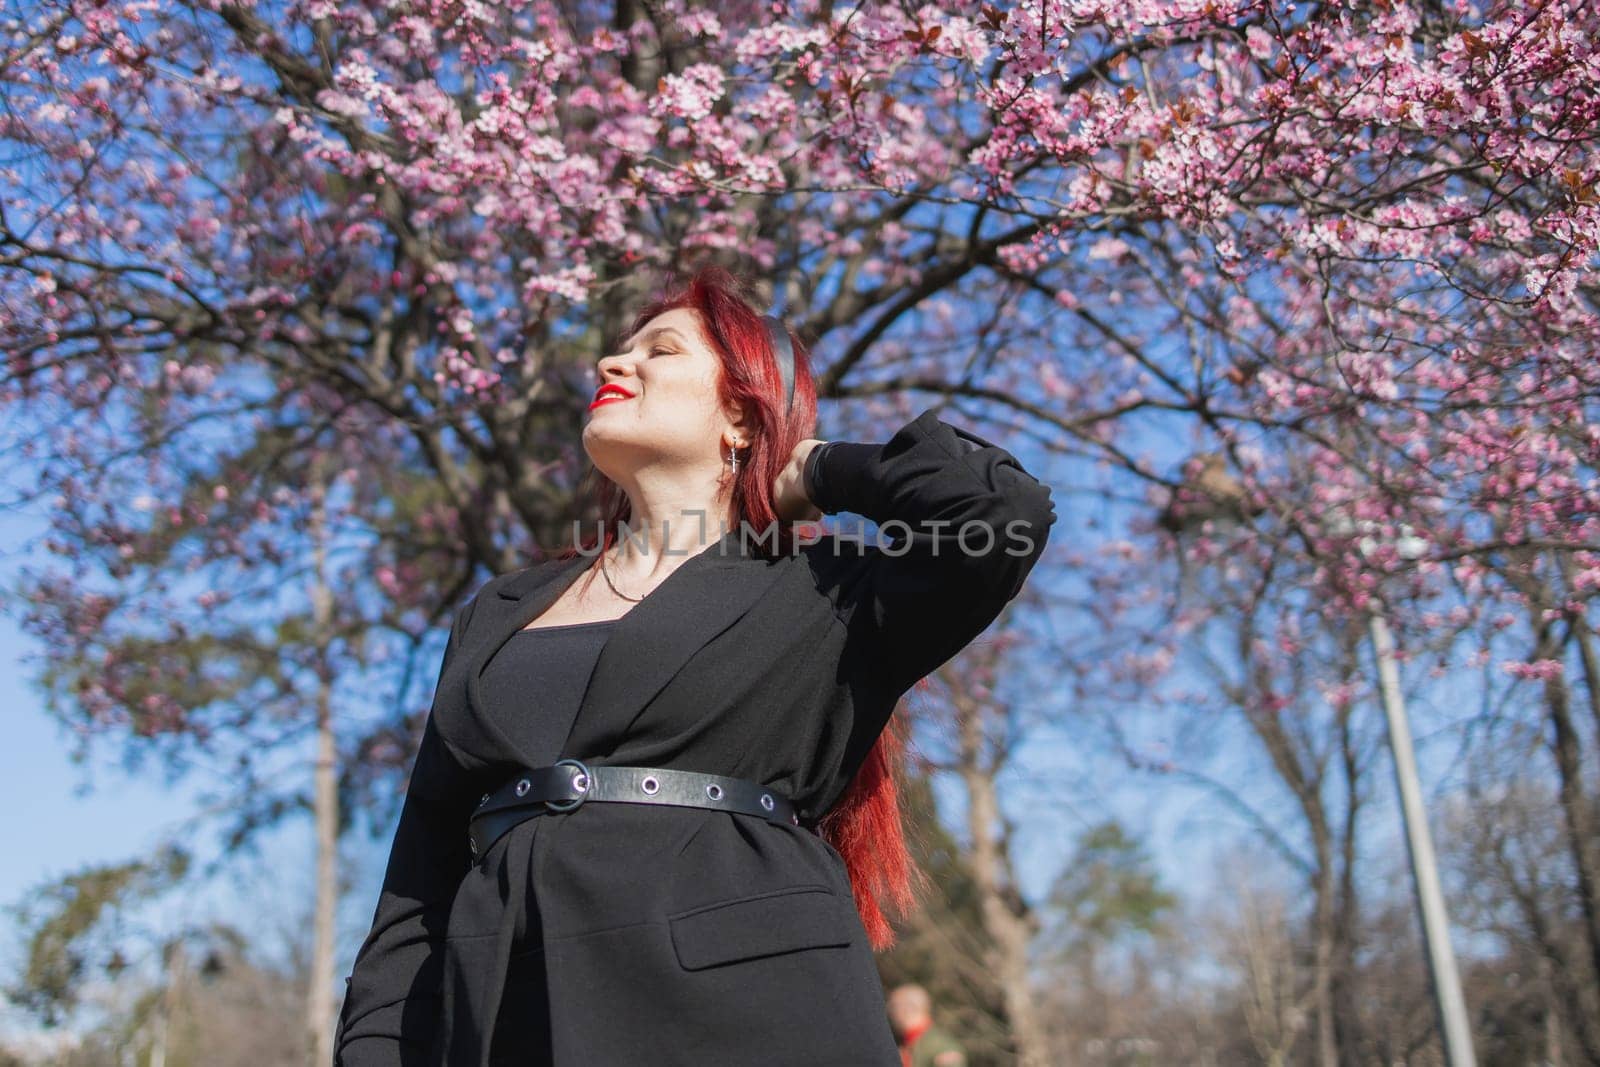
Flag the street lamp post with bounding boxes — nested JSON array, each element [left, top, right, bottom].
[[1355, 523, 1477, 1067]]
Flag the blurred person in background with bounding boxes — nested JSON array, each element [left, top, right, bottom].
[[888, 983, 968, 1067]]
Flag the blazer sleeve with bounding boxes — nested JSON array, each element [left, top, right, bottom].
[[805, 406, 1056, 704], [333, 596, 480, 1067]]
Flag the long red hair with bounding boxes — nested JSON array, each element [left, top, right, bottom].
[[561, 264, 920, 950]]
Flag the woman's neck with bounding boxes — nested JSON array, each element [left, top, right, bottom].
[[608, 504, 735, 575]]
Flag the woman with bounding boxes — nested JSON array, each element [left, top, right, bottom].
[[332, 266, 1056, 1067]]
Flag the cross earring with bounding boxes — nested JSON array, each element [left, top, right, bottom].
[[728, 439, 741, 476]]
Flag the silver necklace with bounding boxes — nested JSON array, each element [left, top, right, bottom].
[[599, 545, 645, 602]]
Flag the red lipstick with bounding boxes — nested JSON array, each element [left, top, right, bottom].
[[589, 383, 634, 410]]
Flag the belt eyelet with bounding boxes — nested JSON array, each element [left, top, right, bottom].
[[641, 775, 660, 795], [705, 783, 724, 801], [514, 779, 531, 798], [760, 794, 775, 811]]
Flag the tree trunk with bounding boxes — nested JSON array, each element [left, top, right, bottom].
[[1537, 632, 1600, 1003], [1553, 549, 1600, 742], [954, 687, 1051, 1067], [151, 939, 187, 1067], [1238, 621, 1346, 1067], [307, 461, 339, 1067], [1330, 687, 1364, 1063], [1311, 866, 1339, 1067], [1513, 559, 1600, 1000]]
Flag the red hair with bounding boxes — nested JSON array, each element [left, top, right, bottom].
[[560, 264, 920, 950]]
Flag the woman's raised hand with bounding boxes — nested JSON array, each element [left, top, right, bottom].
[[773, 438, 826, 523]]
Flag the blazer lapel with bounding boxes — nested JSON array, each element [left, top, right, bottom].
[[460, 529, 788, 768]]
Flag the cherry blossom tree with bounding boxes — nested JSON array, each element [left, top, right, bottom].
[[3, 0, 1596, 1056]]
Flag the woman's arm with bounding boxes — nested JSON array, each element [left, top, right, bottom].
[[333, 597, 479, 1067], [798, 407, 1056, 704]]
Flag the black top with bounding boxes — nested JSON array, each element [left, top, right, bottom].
[[477, 619, 619, 768]]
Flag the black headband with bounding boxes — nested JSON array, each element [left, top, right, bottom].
[[762, 314, 795, 415]]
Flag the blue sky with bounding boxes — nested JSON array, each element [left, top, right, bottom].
[[0, 510, 205, 907], [0, 507, 400, 1039]]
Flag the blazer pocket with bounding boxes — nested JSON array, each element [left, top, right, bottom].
[[668, 884, 854, 971]]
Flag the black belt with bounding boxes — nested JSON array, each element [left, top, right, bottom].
[[467, 759, 811, 859]]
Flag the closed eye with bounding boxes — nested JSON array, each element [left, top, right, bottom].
[[593, 342, 675, 374]]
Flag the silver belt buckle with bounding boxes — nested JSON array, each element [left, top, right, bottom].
[[544, 758, 593, 813]]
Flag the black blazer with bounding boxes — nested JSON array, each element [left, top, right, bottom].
[[333, 407, 1056, 1067]]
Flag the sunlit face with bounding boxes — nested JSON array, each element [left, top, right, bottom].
[[885, 987, 930, 1038], [582, 307, 740, 493]]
